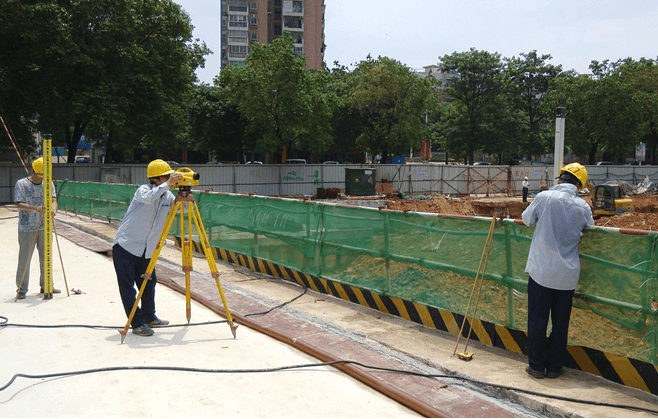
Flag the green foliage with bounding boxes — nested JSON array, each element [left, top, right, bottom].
[[0, 0, 208, 163], [505, 51, 564, 160], [621, 58, 658, 164], [189, 84, 246, 162], [348, 56, 439, 159], [218, 32, 336, 159], [544, 59, 644, 164], [437, 49, 505, 164]]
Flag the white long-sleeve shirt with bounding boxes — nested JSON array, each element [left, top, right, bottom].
[[113, 183, 175, 258], [522, 183, 595, 290]]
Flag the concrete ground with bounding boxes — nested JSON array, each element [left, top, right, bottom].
[[2, 204, 658, 417]]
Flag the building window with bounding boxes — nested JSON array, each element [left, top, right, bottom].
[[250, 2, 258, 10], [251, 17, 258, 26], [284, 17, 302, 29], [274, 0, 281, 6], [274, 10, 281, 20], [292, 1, 303, 13], [293, 46, 303, 55], [250, 33, 258, 41], [228, 0, 247, 12], [274, 24, 282, 36], [229, 15, 247, 27], [230, 45, 248, 54], [228, 30, 248, 43]]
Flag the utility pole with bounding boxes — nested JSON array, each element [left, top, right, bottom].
[[553, 107, 566, 186]]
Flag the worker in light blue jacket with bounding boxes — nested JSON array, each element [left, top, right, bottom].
[[521, 162, 594, 379], [113, 160, 182, 337]]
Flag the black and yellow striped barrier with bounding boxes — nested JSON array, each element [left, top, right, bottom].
[[176, 238, 658, 396]]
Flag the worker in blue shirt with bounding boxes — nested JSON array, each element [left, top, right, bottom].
[[112, 160, 182, 337], [521, 162, 594, 379], [14, 157, 60, 299]]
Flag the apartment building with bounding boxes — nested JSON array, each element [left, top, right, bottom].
[[220, 0, 325, 70], [417, 65, 459, 92]]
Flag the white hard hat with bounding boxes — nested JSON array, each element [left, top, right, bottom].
[[524, 176, 528, 180]]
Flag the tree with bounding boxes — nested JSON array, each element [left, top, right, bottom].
[[621, 58, 658, 164], [189, 84, 247, 162], [437, 49, 506, 164], [0, 0, 209, 163], [218, 31, 336, 161], [349, 56, 439, 160], [325, 62, 366, 162], [544, 74, 600, 163], [545, 60, 641, 164], [589, 60, 641, 162], [505, 51, 564, 160]]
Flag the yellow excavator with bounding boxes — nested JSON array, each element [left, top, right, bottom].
[[591, 183, 634, 217]]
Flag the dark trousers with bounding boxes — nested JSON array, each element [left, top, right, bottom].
[[527, 276, 575, 373], [522, 187, 528, 202], [113, 244, 158, 328]]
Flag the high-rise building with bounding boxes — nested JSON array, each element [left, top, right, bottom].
[[220, 0, 325, 70]]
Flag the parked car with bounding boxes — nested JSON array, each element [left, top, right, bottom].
[[473, 162, 490, 165], [246, 161, 263, 164], [285, 159, 306, 164], [75, 156, 90, 163], [596, 161, 614, 166], [323, 161, 339, 165]]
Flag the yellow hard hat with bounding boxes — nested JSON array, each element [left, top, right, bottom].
[[32, 157, 43, 175], [559, 162, 588, 190], [147, 159, 174, 178]]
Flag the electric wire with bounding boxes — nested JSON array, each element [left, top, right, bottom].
[[1, 263, 655, 414], [0, 359, 655, 415], [0, 280, 307, 330]]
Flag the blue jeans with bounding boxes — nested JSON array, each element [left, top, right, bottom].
[[527, 276, 575, 373], [113, 244, 158, 328]]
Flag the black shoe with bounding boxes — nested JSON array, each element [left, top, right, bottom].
[[17, 292, 26, 300], [546, 368, 564, 379], [526, 365, 545, 379]]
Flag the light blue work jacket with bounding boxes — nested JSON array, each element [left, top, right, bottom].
[[113, 183, 175, 258], [522, 183, 595, 290]]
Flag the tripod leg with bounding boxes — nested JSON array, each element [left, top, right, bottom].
[[181, 202, 193, 323], [190, 201, 238, 338], [118, 200, 181, 343]]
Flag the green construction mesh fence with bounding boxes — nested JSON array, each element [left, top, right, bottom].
[[58, 182, 658, 365]]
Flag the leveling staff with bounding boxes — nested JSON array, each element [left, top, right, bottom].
[[112, 160, 182, 337], [522, 162, 594, 379], [14, 157, 60, 299]]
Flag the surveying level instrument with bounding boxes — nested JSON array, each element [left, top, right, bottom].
[[118, 167, 238, 343], [42, 134, 54, 300]]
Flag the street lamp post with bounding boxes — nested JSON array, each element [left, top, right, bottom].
[[553, 107, 566, 186]]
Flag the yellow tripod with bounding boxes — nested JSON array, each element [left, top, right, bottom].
[[118, 187, 238, 343]]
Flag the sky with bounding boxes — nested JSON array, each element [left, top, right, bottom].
[[174, 0, 658, 85]]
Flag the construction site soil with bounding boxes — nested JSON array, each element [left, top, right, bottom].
[[383, 193, 658, 364], [386, 193, 658, 231]]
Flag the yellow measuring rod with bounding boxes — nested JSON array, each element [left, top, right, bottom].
[[43, 134, 53, 299]]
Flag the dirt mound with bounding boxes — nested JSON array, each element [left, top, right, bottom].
[[386, 195, 475, 216], [386, 194, 658, 231]]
